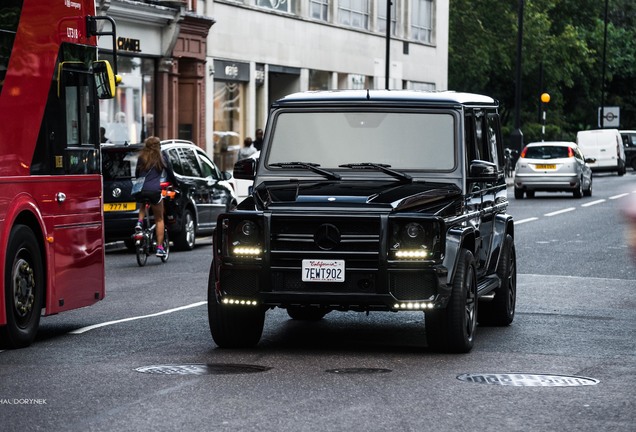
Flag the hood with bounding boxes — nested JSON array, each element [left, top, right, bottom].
[[251, 180, 462, 214]]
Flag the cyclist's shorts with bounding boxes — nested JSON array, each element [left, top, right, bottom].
[[134, 190, 162, 205]]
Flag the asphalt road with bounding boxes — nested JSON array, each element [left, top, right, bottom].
[[0, 171, 635, 432]]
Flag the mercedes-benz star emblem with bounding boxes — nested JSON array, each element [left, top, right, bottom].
[[314, 224, 341, 250]]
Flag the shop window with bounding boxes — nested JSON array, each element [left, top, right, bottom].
[[98, 55, 155, 144]]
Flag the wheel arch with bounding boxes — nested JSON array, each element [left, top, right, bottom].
[[443, 227, 476, 285], [1, 202, 48, 326]]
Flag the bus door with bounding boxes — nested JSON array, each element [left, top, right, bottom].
[[33, 61, 105, 312]]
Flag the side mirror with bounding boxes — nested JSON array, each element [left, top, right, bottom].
[[233, 157, 257, 180], [468, 160, 498, 182], [93, 60, 116, 99]]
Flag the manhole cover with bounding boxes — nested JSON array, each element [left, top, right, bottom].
[[326, 368, 392, 375], [457, 373, 599, 387], [135, 363, 271, 375]]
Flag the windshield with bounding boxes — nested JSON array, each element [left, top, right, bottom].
[[102, 149, 139, 180], [267, 111, 456, 170]]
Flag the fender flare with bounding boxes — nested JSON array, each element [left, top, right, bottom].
[[443, 226, 476, 285]]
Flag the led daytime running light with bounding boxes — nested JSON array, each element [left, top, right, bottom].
[[222, 298, 259, 306], [393, 302, 435, 310], [395, 250, 429, 259], [233, 246, 262, 256]]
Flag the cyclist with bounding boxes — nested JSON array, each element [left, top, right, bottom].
[[133, 136, 176, 258]]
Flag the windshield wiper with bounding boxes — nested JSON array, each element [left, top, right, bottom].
[[339, 163, 413, 183], [269, 162, 341, 180]]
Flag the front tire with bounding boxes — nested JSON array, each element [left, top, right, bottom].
[[174, 208, 195, 251], [136, 233, 149, 267], [478, 234, 516, 326], [0, 225, 44, 349], [207, 261, 265, 348], [425, 249, 477, 353]]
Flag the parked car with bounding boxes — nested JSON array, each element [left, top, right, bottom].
[[102, 139, 237, 250], [576, 129, 626, 175], [619, 130, 636, 170], [208, 90, 517, 353], [513, 141, 594, 199]]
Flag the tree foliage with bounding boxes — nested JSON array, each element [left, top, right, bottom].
[[449, 0, 636, 145]]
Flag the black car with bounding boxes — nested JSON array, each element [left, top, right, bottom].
[[102, 139, 237, 250], [208, 90, 517, 353]]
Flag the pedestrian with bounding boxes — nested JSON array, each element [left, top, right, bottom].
[[238, 137, 256, 160], [133, 136, 175, 258], [253, 128, 264, 151]]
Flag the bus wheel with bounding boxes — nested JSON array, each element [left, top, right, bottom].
[[0, 225, 44, 349]]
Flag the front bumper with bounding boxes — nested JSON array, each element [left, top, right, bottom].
[[216, 263, 451, 312]]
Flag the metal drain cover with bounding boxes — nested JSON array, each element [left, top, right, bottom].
[[457, 373, 599, 387], [326, 368, 392, 374], [135, 363, 271, 375]]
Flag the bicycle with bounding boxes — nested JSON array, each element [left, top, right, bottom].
[[132, 186, 176, 267]]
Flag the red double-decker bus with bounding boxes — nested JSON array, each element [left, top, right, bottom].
[[0, 0, 117, 348]]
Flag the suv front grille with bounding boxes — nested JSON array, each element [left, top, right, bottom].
[[270, 214, 381, 269], [269, 214, 381, 294]]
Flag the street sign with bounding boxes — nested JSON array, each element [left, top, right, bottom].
[[598, 106, 620, 128]]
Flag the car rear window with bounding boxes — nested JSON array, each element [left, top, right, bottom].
[[102, 150, 139, 180], [524, 146, 570, 159]]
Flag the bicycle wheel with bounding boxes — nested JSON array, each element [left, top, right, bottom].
[[135, 235, 148, 267], [160, 228, 169, 262]]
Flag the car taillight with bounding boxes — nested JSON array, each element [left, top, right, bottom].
[[568, 147, 574, 158], [160, 181, 172, 189], [520, 147, 527, 158]]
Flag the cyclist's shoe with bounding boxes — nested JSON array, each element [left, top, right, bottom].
[[135, 221, 143, 233], [156, 246, 166, 258]]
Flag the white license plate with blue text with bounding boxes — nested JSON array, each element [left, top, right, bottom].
[[302, 260, 345, 282]]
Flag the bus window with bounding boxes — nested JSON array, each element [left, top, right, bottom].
[[0, 1, 21, 96]]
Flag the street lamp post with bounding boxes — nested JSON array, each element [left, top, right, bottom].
[[511, 0, 525, 152], [541, 92, 550, 141]]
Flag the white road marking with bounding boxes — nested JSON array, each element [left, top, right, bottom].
[[69, 301, 207, 335], [544, 207, 576, 217], [609, 193, 629, 200], [581, 199, 606, 207], [515, 217, 539, 225]]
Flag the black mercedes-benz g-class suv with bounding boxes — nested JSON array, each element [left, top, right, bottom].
[[208, 90, 516, 353]]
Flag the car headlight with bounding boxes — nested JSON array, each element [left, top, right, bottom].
[[389, 218, 443, 261], [220, 217, 264, 259]]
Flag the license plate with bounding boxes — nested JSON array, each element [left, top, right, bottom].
[[535, 164, 556, 170], [104, 202, 136, 212], [302, 259, 345, 282]]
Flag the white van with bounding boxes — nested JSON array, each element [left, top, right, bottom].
[[576, 129, 626, 175]]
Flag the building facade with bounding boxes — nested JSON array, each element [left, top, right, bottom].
[[96, 0, 448, 170], [96, 0, 213, 148]]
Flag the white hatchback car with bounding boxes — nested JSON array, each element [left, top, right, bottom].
[[513, 141, 594, 199]]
